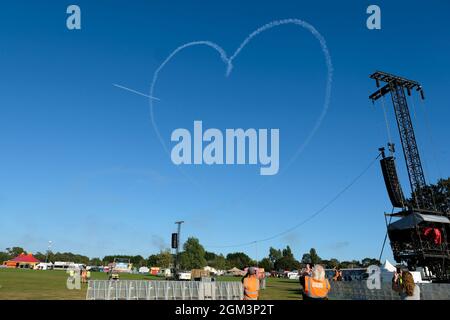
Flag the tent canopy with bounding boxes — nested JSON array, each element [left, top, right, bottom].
[[388, 213, 450, 231], [10, 253, 40, 263], [228, 267, 245, 276], [382, 260, 396, 272]]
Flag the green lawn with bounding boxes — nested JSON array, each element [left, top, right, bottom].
[[0, 269, 301, 300], [260, 278, 302, 300]]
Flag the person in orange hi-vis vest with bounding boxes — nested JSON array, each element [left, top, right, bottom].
[[303, 265, 330, 300], [242, 267, 260, 300]]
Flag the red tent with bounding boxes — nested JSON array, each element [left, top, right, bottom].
[[11, 253, 40, 263], [4, 253, 40, 268]]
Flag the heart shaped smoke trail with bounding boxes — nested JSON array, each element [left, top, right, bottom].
[[149, 19, 333, 171]]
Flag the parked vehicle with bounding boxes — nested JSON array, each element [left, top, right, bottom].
[[112, 258, 132, 273], [287, 271, 300, 280], [160, 268, 174, 279], [34, 262, 53, 270], [53, 261, 74, 270], [177, 271, 192, 281], [191, 269, 210, 280], [87, 266, 101, 272], [138, 266, 150, 274]]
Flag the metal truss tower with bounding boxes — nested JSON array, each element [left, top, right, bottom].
[[369, 71, 430, 210]]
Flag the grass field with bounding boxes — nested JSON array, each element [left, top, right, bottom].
[[0, 269, 301, 300]]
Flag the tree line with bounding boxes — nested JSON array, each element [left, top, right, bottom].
[[408, 178, 450, 213], [0, 240, 380, 271], [3, 175, 448, 270]]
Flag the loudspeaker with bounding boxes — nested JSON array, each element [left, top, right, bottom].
[[171, 233, 178, 249], [380, 156, 405, 208]]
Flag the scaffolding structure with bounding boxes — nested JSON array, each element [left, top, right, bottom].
[[370, 71, 450, 281]]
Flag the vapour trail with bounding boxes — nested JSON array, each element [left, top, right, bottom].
[[149, 18, 333, 173], [229, 19, 333, 168], [113, 83, 161, 101], [148, 41, 231, 187], [149, 41, 230, 156], [144, 19, 335, 245]]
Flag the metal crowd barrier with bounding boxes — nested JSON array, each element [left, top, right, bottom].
[[328, 281, 450, 300], [419, 283, 450, 300], [86, 280, 243, 300]]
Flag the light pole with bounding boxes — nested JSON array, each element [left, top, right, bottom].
[[45, 240, 52, 263], [174, 221, 184, 276], [255, 241, 258, 267]]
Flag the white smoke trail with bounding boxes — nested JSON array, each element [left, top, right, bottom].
[[228, 19, 333, 168], [113, 83, 160, 100], [149, 41, 230, 156], [149, 18, 333, 173]]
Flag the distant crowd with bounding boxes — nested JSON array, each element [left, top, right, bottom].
[[242, 263, 421, 300]]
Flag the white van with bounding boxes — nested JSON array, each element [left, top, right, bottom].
[[178, 271, 192, 281], [34, 262, 53, 270]]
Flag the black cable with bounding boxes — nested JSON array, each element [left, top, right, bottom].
[[379, 207, 394, 262], [206, 153, 382, 249]]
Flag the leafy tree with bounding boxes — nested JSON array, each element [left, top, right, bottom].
[[205, 251, 229, 270], [434, 178, 450, 213], [275, 256, 300, 271], [6, 247, 26, 257], [328, 258, 340, 269], [89, 257, 102, 266], [309, 248, 321, 265], [350, 260, 361, 267], [180, 237, 206, 270], [33, 252, 46, 262], [301, 253, 312, 264], [130, 255, 146, 267], [282, 246, 294, 259], [273, 246, 300, 271], [407, 178, 449, 213], [209, 254, 228, 270], [142, 251, 173, 268], [204, 251, 217, 262], [226, 252, 254, 270], [361, 258, 380, 267], [0, 251, 10, 263], [51, 252, 89, 264], [147, 254, 158, 267], [155, 250, 173, 268], [46, 251, 55, 263], [340, 260, 361, 268], [258, 257, 273, 271], [102, 255, 139, 266], [268, 247, 282, 265], [320, 260, 330, 268]]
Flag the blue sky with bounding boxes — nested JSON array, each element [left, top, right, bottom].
[[0, 0, 449, 263]]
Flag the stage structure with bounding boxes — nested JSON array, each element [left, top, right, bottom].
[[370, 71, 450, 282]]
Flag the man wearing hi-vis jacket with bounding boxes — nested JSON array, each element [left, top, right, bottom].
[[242, 267, 260, 300], [302, 265, 331, 300]]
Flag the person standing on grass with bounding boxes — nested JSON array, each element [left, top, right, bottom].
[[302, 265, 330, 300], [299, 264, 313, 299], [260, 273, 266, 290], [332, 268, 342, 281], [242, 267, 260, 300], [81, 268, 87, 283], [303, 264, 312, 277]]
